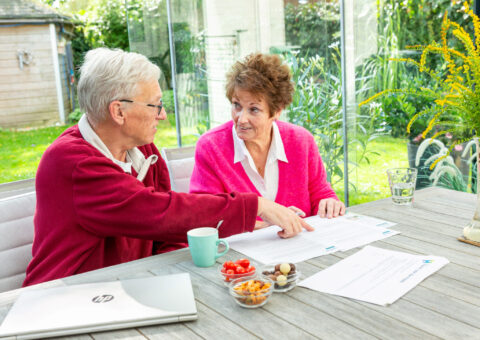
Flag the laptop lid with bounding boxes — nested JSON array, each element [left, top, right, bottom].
[[0, 273, 197, 340]]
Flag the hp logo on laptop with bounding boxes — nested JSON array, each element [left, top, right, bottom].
[[92, 294, 114, 303]]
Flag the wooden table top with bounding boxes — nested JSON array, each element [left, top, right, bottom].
[[1, 187, 479, 339]]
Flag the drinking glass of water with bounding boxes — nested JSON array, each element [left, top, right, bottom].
[[386, 168, 417, 205]]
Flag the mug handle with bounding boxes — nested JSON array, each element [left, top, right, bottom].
[[215, 238, 229, 259]]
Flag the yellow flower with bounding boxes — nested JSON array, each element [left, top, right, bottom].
[[430, 130, 448, 141], [360, 3, 480, 166]]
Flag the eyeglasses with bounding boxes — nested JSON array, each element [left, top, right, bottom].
[[119, 99, 163, 117]]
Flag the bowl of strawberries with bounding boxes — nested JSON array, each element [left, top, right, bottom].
[[219, 258, 256, 286]]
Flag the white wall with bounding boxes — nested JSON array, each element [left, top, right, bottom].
[[202, 0, 285, 127]]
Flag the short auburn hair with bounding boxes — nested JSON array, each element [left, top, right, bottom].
[[225, 53, 294, 117]]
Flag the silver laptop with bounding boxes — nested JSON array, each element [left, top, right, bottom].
[[0, 273, 197, 339]]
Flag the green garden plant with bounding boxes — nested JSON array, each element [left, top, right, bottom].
[[68, 108, 84, 123], [85, 0, 129, 50], [361, 2, 480, 169], [357, 0, 472, 142], [284, 1, 339, 69], [285, 52, 343, 184], [377, 0, 470, 53], [284, 51, 383, 192]]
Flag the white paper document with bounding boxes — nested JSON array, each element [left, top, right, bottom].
[[227, 215, 399, 264], [299, 246, 449, 306], [344, 212, 397, 228]]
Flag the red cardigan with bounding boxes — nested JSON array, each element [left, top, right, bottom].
[[24, 125, 257, 286], [190, 121, 338, 216]]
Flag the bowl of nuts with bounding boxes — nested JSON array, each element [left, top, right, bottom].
[[260, 262, 300, 293], [229, 276, 273, 308], [219, 259, 256, 286]]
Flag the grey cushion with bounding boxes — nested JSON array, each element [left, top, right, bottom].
[[168, 157, 195, 193], [161, 147, 195, 193], [0, 191, 35, 293]]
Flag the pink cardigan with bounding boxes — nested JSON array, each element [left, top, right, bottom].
[[190, 121, 338, 216]]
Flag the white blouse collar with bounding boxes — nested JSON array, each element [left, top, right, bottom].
[[232, 121, 288, 164]]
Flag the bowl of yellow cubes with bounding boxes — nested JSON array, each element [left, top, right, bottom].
[[228, 276, 273, 308]]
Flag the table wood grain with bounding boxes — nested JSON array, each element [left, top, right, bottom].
[[1, 187, 479, 339]]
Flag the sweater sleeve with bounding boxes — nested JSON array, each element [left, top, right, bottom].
[[72, 156, 257, 241], [189, 137, 227, 194], [307, 134, 339, 215]]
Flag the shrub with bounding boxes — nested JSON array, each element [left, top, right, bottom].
[[68, 108, 84, 123]]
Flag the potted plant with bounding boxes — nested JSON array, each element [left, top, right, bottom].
[[360, 2, 480, 243]]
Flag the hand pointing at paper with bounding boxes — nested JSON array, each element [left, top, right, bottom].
[[257, 198, 314, 238]]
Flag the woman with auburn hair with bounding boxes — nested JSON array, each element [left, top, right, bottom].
[[190, 53, 345, 227]]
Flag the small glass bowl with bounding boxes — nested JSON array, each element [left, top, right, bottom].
[[228, 276, 274, 308], [260, 263, 301, 293], [218, 264, 256, 286]]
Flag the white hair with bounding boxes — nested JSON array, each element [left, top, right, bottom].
[[78, 48, 161, 125]]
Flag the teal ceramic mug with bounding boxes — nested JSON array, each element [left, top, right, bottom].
[[187, 227, 229, 267]]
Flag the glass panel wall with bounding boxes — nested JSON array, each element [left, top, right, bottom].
[[168, 0, 207, 145], [127, 0, 346, 197], [126, 0, 476, 205], [126, 0, 208, 147], [193, 0, 288, 128], [349, 0, 477, 205], [282, 1, 344, 201], [172, 0, 345, 200], [126, 0, 180, 148]]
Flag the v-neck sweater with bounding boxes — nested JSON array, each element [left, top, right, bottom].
[[190, 121, 338, 216]]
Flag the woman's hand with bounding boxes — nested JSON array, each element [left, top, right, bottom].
[[257, 197, 314, 238], [318, 198, 346, 218]]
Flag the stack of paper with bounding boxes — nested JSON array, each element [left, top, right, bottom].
[[299, 246, 449, 306], [227, 213, 399, 264]]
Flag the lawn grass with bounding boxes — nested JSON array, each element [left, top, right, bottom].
[[0, 124, 408, 206], [334, 136, 409, 205], [0, 120, 182, 184], [0, 125, 74, 183]]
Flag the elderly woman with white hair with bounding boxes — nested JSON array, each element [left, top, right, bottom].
[[24, 48, 312, 286]]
